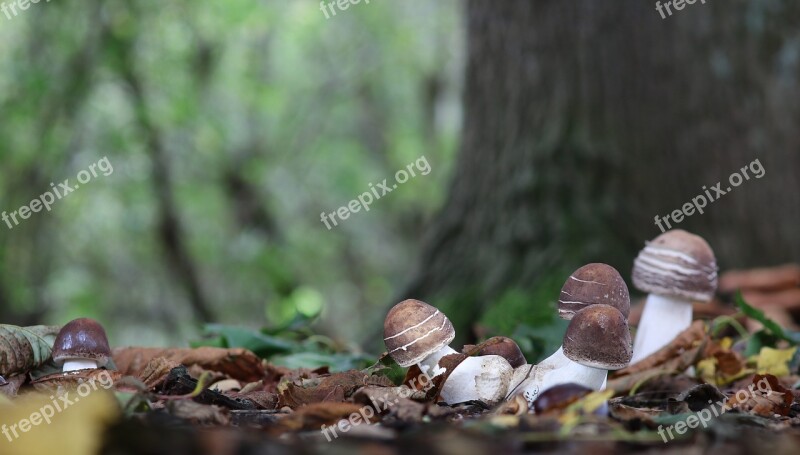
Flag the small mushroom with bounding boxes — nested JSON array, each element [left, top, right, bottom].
[[630, 229, 717, 363], [531, 382, 592, 414], [384, 299, 513, 405], [463, 336, 527, 368], [552, 304, 632, 390], [52, 318, 112, 372], [509, 264, 630, 403]]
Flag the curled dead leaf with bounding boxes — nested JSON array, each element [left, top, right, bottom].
[[113, 347, 265, 383]]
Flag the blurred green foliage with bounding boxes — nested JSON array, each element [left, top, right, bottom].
[[0, 0, 464, 347]]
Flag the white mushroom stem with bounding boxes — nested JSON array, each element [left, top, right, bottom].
[[631, 293, 693, 364], [438, 355, 513, 405], [541, 360, 608, 392], [62, 359, 99, 372], [417, 345, 459, 377]]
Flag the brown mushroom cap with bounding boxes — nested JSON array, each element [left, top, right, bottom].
[[532, 382, 592, 414], [383, 299, 455, 367], [632, 229, 718, 302], [563, 305, 632, 370], [464, 336, 527, 368], [51, 318, 111, 366], [558, 263, 631, 320]]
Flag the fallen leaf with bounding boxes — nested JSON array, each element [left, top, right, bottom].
[[136, 357, 182, 390], [167, 400, 230, 425], [0, 390, 118, 455], [727, 374, 794, 417], [615, 320, 708, 377], [0, 325, 61, 377], [755, 347, 797, 377], [278, 370, 374, 408], [271, 402, 366, 433], [113, 347, 265, 382]]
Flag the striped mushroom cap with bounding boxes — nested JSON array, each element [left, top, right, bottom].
[[383, 299, 455, 367], [563, 304, 632, 370], [632, 229, 718, 302], [558, 263, 631, 320]]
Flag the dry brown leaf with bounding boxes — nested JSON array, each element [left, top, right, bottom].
[[727, 374, 794, 417], [271, 402, 366, 433], [113, 347, 265, 382], [614, 320, 708, 377], [278, 370, 373, 409], [230, 390, 278, 410], [167, 400, 230, 425], [30, 369, 122, 394], [136, 357, 181, 390], [719, 264, 800, 293], [0, 374, 26, 398]]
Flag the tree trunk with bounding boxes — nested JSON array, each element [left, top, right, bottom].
[[403, 0, 800, 341]]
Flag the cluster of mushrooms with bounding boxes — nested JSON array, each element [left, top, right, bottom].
[[383, 228, 718, 408]]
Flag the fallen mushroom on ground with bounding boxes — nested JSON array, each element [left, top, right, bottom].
[[630, 229, 718, 363], [383, 299, 513, 405]]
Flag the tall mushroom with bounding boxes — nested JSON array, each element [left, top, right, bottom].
[[52, 318, 112, 372], [384, 299, 513, 405], [630, 229, 717, 363], [508, 264, 630, 402]]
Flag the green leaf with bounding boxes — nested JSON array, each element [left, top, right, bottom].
[[191, 324, 297, 358], [0, 325, 61, 376], [735, 293, 800, 344], [270, 352, 374, 372]]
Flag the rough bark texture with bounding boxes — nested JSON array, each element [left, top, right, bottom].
[[404, 0, 800, 339]]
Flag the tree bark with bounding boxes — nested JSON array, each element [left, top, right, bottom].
[[404, 0, 800, 340]]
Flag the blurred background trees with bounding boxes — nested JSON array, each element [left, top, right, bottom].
[[0, 0, 797, 359]]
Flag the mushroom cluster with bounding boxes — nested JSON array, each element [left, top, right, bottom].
[[507, 263, 632, 404], [383, 299, 514, 405], [630, 229, 717, 363], [381, 230, 717, 413]]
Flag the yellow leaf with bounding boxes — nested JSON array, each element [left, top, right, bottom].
[[756, 347, 797, 377], [696, 358, 717, 384], [0, 390, 119, 455], [558, 389, 613, 433]]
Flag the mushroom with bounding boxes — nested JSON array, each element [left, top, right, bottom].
[[463, 336, 527, 368], [538, 304, 632, 391], [52, 318, 112, 372], [508, 264, 630, 402], [531, 382, 592, 414], [384, 299, 513, 405], [630, 229, 717, 363]]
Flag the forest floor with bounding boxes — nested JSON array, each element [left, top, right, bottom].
[[2, 269, 800, 455]]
